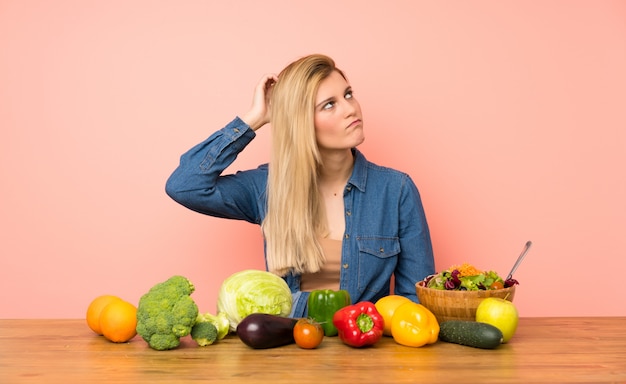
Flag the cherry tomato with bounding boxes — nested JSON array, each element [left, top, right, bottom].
[[293, 318, 324, 349], [490, 281, 504, 290]]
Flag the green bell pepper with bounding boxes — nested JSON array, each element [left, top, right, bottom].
[[307, 289, 351, 336]]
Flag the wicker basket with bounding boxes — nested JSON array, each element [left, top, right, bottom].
[[416, 281, 516, 323]]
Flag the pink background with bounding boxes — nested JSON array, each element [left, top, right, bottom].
[[1, 1, 625, 319]]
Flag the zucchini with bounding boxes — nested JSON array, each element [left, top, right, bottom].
[[439, 320, 503, 349]]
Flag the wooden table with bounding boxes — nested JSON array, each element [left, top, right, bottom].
[[1, 317, 625, 383]]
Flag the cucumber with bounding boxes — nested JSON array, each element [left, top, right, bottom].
[[439, 320, 503, 349]]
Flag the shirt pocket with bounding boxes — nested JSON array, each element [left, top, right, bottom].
[[357, 237, 401, 259], [356, 237, 401, 294]]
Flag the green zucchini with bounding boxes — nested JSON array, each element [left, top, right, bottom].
[[439, 320, 503, 349]]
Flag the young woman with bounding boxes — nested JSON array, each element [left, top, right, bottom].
[[166, 54, 435, 317]]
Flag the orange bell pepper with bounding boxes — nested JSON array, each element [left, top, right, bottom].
[[390, 302, 439, 347]]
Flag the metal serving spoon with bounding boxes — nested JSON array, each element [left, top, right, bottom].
[[506, 240, 532, 281]]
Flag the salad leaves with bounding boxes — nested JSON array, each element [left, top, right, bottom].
[[424, 264, 519, 291]]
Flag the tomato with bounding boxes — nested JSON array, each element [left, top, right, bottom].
[[293, 318, 324, 349], [490, 281, 504, 290]]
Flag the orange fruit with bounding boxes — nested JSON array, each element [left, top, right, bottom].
[[375, 295, 412, 336], [86, 295, 122, 335], [99, 299, 138, 343]]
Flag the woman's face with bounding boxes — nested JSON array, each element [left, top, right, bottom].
[[313, 70, 365, 151]]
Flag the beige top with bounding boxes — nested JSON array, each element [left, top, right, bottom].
[[300, 237, 342, 291]]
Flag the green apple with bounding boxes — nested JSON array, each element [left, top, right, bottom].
[[475, 298, 519, 343]]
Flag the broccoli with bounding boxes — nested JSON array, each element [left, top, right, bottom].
[[196, 312, 230, 341], [191, 320, 218, 346], [136, 275, 199, 350]]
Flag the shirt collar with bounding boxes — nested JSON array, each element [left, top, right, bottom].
[[348, 148, 368, 193]]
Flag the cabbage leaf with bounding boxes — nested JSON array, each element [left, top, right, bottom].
[[216, 269, 293, 331]]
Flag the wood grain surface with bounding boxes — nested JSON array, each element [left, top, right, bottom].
[[1, 317, 625, 383]]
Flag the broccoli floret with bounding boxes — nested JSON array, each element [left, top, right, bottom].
[[146, 333, 182, 351], [191, 321, 218, 346], [197, 312, 230, 340], [136, 275, 199, 350]]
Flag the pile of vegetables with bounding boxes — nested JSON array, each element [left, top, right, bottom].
[[424, 263, 519, 291], [236, 299, 387, 350], [135, 270, 293, 350], [132, 267, 517, 352]]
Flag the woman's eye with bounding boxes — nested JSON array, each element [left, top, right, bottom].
[[345, 90, 353, 99], [322, 101, 335, 110]]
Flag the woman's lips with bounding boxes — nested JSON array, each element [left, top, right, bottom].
[[347, 119, 362, 129]]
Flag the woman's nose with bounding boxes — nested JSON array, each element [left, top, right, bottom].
[[343, 100, 358, 117]]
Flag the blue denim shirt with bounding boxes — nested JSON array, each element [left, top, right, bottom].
[[166, 117, 435, 318]]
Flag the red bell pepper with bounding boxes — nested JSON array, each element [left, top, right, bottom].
[[332, 301, 384, 348]]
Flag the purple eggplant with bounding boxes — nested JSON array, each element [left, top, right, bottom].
[[236, 313, 297, 349]]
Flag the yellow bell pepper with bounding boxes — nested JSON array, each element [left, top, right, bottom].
[[390, 302, 440, 347]]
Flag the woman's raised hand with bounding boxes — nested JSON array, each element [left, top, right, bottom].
[[240, 74, 278, 131]]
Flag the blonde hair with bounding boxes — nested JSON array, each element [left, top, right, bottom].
[[262, 54, 345, 276]]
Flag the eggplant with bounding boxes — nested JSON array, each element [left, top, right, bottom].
[[236, 313, 298, 349]]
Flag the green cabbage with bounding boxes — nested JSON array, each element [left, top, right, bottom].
[[216, 269, 293, 331]]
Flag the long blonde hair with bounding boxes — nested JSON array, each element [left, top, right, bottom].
[[262, 54, 345, 276]]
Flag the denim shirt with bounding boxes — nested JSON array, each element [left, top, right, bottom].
[[166, 117, 435, 318]]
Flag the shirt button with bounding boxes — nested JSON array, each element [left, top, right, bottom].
[[234, 128, 240, 133], [344, 234, 349, 239], [347, 186, 352, 191], [346, 210, 351, 216], [379, 247, 384, 253], [343, 263, 349, 269]]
